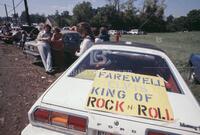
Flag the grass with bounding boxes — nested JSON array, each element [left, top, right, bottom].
[[114, 32, 200, 103]]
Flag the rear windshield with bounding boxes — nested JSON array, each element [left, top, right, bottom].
[[69, 50, 181, 93], [63, 33, 81, 45]]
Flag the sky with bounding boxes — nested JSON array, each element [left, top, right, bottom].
[[0, 0, 200, 18]]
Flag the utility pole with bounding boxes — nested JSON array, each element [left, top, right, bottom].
[[24, 0, 31, 26], [12, 0, 17, 25], [4, 4, 9, 22], [12, 0, 16, 15]]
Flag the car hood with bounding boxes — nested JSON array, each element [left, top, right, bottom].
[[41, 77, 200, 133]]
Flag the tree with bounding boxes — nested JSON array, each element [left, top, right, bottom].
[[187, 9, 200, 31], [61, 11, 69, 17], [120, 0, 140, 30], [166, 15, 176, 32], [173, 16, 189, 31], [20, 11, 27, 23], [20, 11, 46, 24], [106, 0, 121, 12], [121, 0, 138, 17], [30, 14, 46, 23], [166, 15, 174, 23], [91, 5, 122, 29], [139, 0, 166, 32], [48, 10, 72, 27], [72, 1, 94, 24]]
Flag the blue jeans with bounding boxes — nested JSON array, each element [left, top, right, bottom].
[[37, 43, 52, 72]]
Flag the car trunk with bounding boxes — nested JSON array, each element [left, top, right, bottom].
[[41, 77, 200, 135]]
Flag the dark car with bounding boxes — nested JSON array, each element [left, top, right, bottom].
[[188, 53, 200, 83], [21, 25, 39, 40], [62, 30, 81, 55], [23, 30, 81, 66]]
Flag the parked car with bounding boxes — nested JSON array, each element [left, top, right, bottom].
[[128, 29, 145, 35], [120, 30, 128, 35], [62, 30, 81, 56], [21, 25, 39, 40], [188, 53, 200, 83], [62, 27, 71, 31], [21, 42, 200, 135], [0, 29, 22, 44], [23, 30, 81, 64]]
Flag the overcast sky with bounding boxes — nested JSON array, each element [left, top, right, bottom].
[[0, 0, 200, 17]]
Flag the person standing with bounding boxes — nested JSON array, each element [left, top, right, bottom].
[[99, 27, 110, 42], [51, 27, 64, 70], [37, 24, 54, 74], [92, 27, 103, 44], [19, 30, 28, 49], [115, 30, 121, 42], [75, 22, 94, 57]]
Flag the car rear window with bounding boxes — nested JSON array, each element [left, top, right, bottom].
[[63, 33, 81, 45], [69, 50, 181, 94]]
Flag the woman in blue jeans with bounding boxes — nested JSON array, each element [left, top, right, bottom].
[[37, 24, 54, 74]]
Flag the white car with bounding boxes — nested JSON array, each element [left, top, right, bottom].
[[128, 29, 139, 35], [128, 29, 145, 35], [21, 42, 200, 135]]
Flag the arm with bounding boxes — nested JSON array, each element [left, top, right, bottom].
[[40, 36, 51, 42], [75, 39, 90, 57], [51, 33, 56, 42], [36, 32, 42, 41], [58, 34, 63, 41], [51, 33, 63, 42], [37, 32, 51, 42]]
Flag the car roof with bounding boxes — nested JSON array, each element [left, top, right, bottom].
[[61, 30, 80, 34], [96, 41, 165, 53]]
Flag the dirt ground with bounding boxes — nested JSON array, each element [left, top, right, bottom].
[[0, 43, 61, 135]]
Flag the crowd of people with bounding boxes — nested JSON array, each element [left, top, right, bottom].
[[35, 22, 111, 74], [0, 22, 113, 75]]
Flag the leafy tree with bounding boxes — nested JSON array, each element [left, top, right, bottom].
[[72, 1, 94, 24], [20, 11, 27, 23], [20, 11, 46, 24], [91, 5, 113, 28], [166, 15, 176, 32], [174, 16, 189, 31], [106, 0, 121, 12], [48, 10, 72, 27], [18, 0, 200, 32], [139, 0, 166, 32], [30, 14, 46, 23], [61, 11, 69, 17], [166, 15, 174, 23], [120, 0, 140, 30], [187, 9, 200, 31]]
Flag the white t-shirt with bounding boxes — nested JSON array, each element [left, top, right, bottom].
[[75, 37, 93, 57], [95, 37, 103, 44], [37, 30, 51, 45]]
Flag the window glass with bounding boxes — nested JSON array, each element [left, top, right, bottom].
[[69, 50, 181, 93]]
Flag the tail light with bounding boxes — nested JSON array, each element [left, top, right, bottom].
[[33, 108, 87, 132], [147, 130, 179, 135], [148, 131, 167, 135]]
